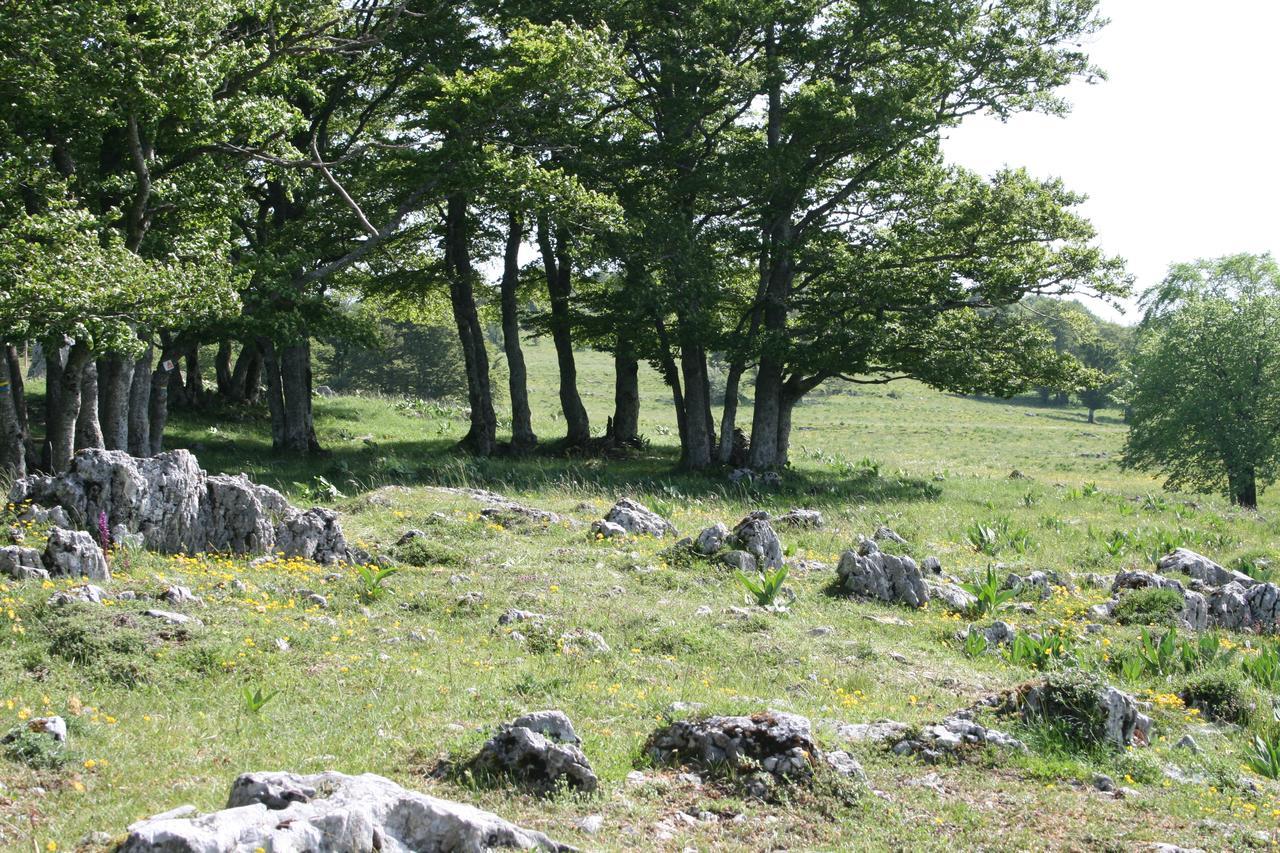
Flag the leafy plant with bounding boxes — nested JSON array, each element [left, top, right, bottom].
[[961, 565, 1017, 616], [1179, 632, 1236, 673], [1180, 670, 1248, 723], [964, 521, 999, 554], [356, 564, 400, 603], [962, 628, 988, 658], [294, 475, 345, 502], [1242, 643, 1280, 690], [242, 685, 279, 716], [1119, 654, 1147, 683], [736, 565, 789, 607], [1245, 731, 1280, 780], [1135, 627, 1179, 676], [1009, 631, 1073, 671]]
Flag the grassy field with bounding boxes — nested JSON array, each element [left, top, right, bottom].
[[3, 340, 1280, 851]]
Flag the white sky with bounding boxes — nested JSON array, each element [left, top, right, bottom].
[[943, 0, 1280, 325]]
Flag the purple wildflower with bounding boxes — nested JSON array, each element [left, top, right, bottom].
[[97, 511, 111, 553]]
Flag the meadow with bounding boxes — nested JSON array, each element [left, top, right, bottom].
[[2, 340, 1278, 851]]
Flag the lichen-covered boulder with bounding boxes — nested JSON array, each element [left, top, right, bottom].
[[836, 539, 928, 608], [469, 713, 597, 795], [1207, 581, 1280, 632], [694, 522, 730, 555], [776, 509, 823, 529], [118, 770, 570, 852], [647, 711, 821, 783], [730, 512, 784, 571], [1159, 548, 1255, 587], [598, 498, 676, 538], [42, 528, 109, 580]]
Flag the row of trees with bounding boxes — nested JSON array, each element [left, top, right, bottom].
[[1018, 296, 1133, 423], [1, 0, 1130, 478]]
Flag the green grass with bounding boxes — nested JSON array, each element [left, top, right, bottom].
[[4, 339, 1280, 850]]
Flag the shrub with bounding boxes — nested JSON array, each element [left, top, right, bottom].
[[1113, 587, 1183, 626], [1029, 669, 1107, 747], [1180, 670, 1250, 723], [2, 728, 68, 770]]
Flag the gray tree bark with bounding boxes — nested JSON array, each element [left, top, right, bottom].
[[536, 215, 591, 446], [127, 345, 153, 457], [499, 212, 537, 453], [0, 349, 27, 478]]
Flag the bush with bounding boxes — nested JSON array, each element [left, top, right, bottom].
[[1113, 587, 1184, 626], [2, 728, 68, 770], [394, 538, 465, 568], [1180, 670, 1250, 723], [1030, 669, 1107, 747]]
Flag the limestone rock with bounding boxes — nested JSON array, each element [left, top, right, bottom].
[[11, 449, 347, 563], [589, 520, 627, 539], [470, 715, 597, 795], [694, 523, 729, 555], [776, 509, 823, 529], [118, 770, 570, 852], [48, 584, 105, 606], [873, 525, 907, 545], [510, 710, 581, 745], [599, 498, 676, 538], [836, 539, 928, 608], [720, 550, 757, 573], [42, 528, 109, 580], [1207, 581, 1280, 632], [961, 621, 1016, 647], [1018, 678, 1151, 748], [0, 545, 48, 580], [928, 582, 977, 613], [832, 720, 910, 744], [1159, 548, 1254, 587], [730, 512, 784, 571], [2, 715, 67, 744], [647, 711, 822, 783], [1111, 571, 1209, 631]]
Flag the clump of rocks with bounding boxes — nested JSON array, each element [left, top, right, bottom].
[[1094, 549, 1280, 634], [10, 449, 348, 563], [646, 711, 863, 797], [688, 511, 788, 574], [590, 498, 677, 539], [118, 770, 570, 852], [468, 710, 597, 795], [1006, 670, 1151, 748], [835, 539, 929, 608], [833, 708, 1025, 764]]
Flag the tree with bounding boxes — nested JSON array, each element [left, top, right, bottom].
[[1123, 254, 1280, 509]]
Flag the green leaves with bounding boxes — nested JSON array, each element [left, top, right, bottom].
[[735, 565, 789, 607], [960, 565, 1017, 616], [355, 565, 399, 604]]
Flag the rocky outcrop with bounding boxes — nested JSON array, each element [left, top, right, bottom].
[[1207, 581, 1280, 632], [836, 539, 929, 608], [42, 528, 109, 580], [1111, 571, 1209, 631], [890, 710, 1026, 763], [117, 770, 570, 852], [469, 712, 597, 795], [927, 581, 977, 613], [694, 523, 729, 555], [776, 509, 823, 529], [1015, 675, 1151, 748], [1159, 548, 1255, 587], [10, 449, 348, 563], [729, 512, 784, 571], [593, 498, 677, 538], [647, 711, 825, 785], [0, 545, 48, 580]]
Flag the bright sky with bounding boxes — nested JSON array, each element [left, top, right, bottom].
[[943, 0, 1280, 325]]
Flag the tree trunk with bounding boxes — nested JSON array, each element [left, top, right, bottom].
[[0, 349, 27, 478], [5, 345, 29, 454], [97, 355, 135, 451], [27, 342, 46, 379], [148, 345, 181, 457], [214, 341, 233, 397], [1231, 467, 1259, 509], [775, 389, 797, 468], [258, 338, 287, 451], [499, 212, 536, 453], [749, 218, 794, 470], [536, 215, 590, 446], [75, 361, 104, 451], [678, 344, 715, 469], [610, 337, 640, 446], [1087, 408, 1096, 424], [243, 347, 262, 404], [183, 344, 204, 408], [445, 193, 497, 456], [128, 345, 153, 457], [280, 340, 321, 453], [50, 342, 91, 472]]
